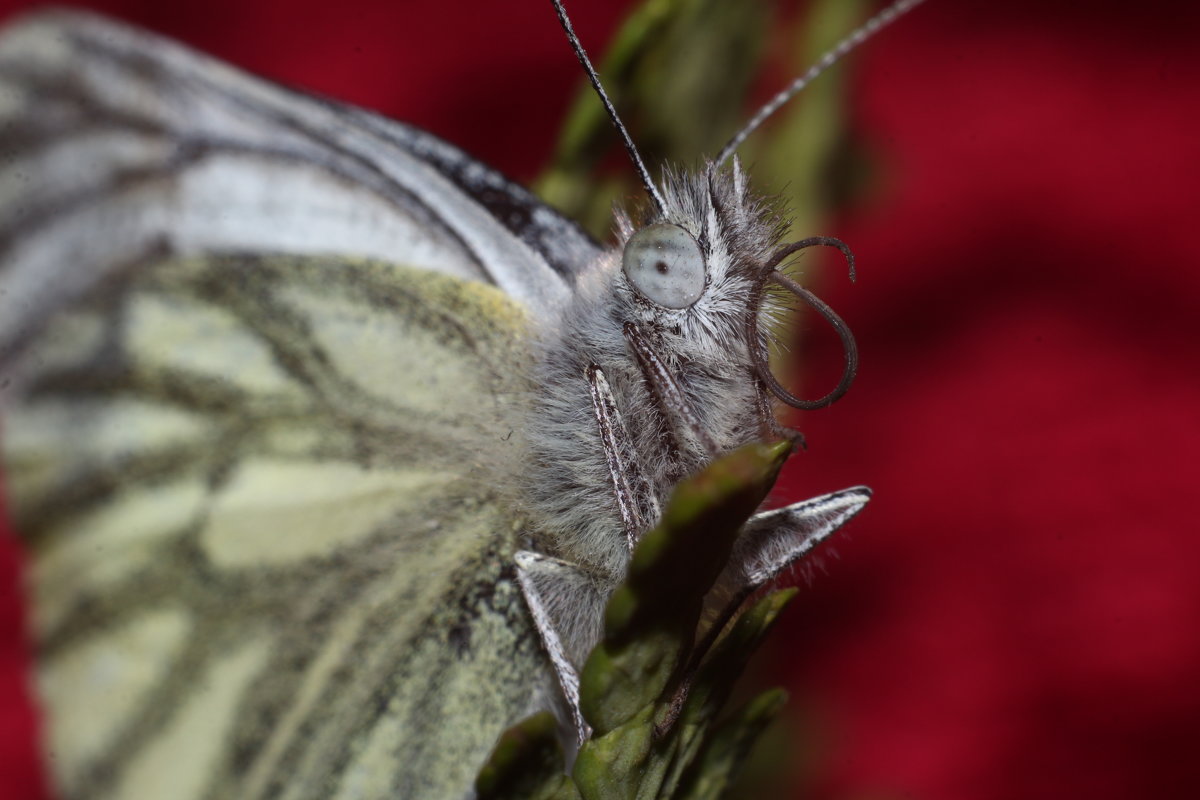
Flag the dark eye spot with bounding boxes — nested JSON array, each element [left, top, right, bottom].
[[655, 260, 669, 275]]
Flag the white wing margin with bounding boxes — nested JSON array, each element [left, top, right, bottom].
[[0, 9, 603, 366]]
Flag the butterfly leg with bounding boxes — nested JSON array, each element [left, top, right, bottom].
[[515, 364, 664, 744], [644, 485, 875, 740], [698, 486, 873, 655], [731, 486, 871, 590], [586, 362, 660, 550], [622, 321, 718, 456], [514, 551, 607, 744]]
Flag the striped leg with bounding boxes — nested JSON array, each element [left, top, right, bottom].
[[585, 363, 659, 550]]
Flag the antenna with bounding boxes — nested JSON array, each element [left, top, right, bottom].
[[716, 0, 928, 165], [550, 0, 668, 215]]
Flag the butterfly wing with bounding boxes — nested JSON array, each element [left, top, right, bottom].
[[0, 9, 603, 365], [0, 10, 594, 799]]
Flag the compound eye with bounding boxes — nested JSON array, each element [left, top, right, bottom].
[[622, 223, 706, 309]]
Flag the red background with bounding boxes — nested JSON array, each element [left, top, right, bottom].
[[1, 1, 1197, 798]]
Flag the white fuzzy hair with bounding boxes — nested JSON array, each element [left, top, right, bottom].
[[521, 161, 792, 587]]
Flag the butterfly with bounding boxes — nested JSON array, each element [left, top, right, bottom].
[[0, 1, 922, 798]]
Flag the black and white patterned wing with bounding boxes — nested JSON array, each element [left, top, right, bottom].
[[0, 9, 602, 800], [0, 8, 604, 365]]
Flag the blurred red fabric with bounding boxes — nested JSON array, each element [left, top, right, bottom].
[[1, 2, 1197, 799]]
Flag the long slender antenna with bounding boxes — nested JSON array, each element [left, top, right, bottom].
[[550, 0, 668, 215], [716, 0, 927, 165]]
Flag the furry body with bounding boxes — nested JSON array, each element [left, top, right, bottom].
[[522, 167, 790, 667]]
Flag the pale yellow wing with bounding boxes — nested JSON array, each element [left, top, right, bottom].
[[3, 252, 549, 800], [0, 8, 596, 798]]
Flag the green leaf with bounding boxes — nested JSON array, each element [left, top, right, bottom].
[[674, 689, 790, 800], [661, 590, 798, 796], [478, 442, 803, 800], [578, 440, 790, 736], [571, 706, 658, 800], [475, 712, 578, 800]]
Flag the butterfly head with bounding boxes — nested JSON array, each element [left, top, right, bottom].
[[623, 162, 776, 311], [548, 0, 926, 431], [612, 160, 857, 438]]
